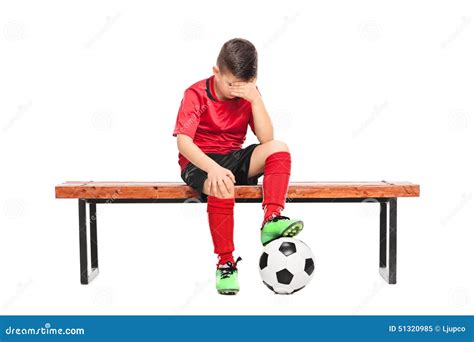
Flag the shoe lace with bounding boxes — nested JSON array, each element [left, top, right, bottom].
[[270, 215, 290, 222], [219, 256, 242, 279], [261, 215, 291, 230]]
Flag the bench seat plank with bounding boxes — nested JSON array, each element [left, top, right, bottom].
[[55, 181, 420, 199]]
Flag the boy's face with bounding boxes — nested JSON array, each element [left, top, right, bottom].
[[212, 66, 254, 100]]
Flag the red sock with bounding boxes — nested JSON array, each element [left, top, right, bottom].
[[261, 151, 291, 227], [264, 204, 283, 222], [218, 252, 234, 266], [207, 196, 235, 268]]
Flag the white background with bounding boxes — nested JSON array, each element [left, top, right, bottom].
[[1, 0, 473, 315]]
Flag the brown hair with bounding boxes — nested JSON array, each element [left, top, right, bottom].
[[217, 38, 258, 81]]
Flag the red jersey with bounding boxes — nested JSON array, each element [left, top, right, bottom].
[[172, 75, 255, 172]]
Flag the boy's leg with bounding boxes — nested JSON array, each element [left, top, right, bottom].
[[203, 178, 236, 267], [247, 140, 290, 178], [247, 140, 304, 245], [203, 178, 241, 294], [180, 157, 241, 294], [248, 140, 291, 224]]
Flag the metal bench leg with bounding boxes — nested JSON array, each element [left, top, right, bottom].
[[78, 199, 99, 284], [379, 201, 387, 269], [379, 198, 397, 284]]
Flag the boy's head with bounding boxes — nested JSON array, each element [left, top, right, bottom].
[[212, 38, 258, 100]]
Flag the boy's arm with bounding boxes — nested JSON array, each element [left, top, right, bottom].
[[230, 82, 274, 143], [176, 134, 220, 173], [250, 97, 273, 143]]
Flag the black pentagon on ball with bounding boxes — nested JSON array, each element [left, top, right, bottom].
[[276, 268, 294, 284], [259, 252, 269, 270], [262, 281, 274, 292], [279, 241, 297, 256], [305, 258, 315, 276]]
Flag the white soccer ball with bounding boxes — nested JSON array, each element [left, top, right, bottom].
[[259, 237, 315, 294]]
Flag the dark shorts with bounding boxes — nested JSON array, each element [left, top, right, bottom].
[[181, 143, 263, 202]]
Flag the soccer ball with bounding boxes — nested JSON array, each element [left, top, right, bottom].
[[259, 237, 315, 294]]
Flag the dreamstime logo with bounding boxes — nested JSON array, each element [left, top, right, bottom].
[[91, 112, 114, 130], [2, 198, 26, 219], [4, 322, 85, 336], [179, 197, 203, 222], [3, 100, 32, 133], [441, 16, 471, 49], [94, 192, 120, 219], [447, 110, 470, 131], [3, 21, 26, 42], [353, 280, 385, 314], [263, 12, 301, 50], [449, 287, 470, 307], [2, 277, 33, 310], [358, 198, 380, 218], [352, 101, 389, 139], [174, 278, 211, 313], [272, 111, 293, 131], [359, 20, 381, 42], [181, 20, 206, 42], [270, 289, 296, 306], [84, 12, 121, 48], [440, 193, 471, 227], [186, 104, 208, 129], [91, 287, 114, 306]]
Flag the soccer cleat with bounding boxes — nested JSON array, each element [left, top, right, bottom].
[[216, 256, 242, 295], [260, 215, 304, 246]]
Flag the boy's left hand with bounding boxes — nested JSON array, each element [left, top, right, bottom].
[[229, 81, 261, 104]]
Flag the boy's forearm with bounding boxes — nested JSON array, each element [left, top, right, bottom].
[[176, 134, 219, 173], [251, 97, 274, 143]]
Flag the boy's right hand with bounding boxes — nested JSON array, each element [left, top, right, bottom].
[[207, 165, 236, 198]]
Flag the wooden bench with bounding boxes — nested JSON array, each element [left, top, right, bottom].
[[55, 181, 420, 285]]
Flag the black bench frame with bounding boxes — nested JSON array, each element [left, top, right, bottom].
[[77, 197, 397, 285]]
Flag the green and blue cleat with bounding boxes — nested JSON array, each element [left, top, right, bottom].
[[260, 215, 304, 246], [216, 256, 242, 295]]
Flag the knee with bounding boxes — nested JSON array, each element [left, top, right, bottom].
[[220, 182, 235, 199], [204, 179, 235, 199], [265, 140, 290, 154], [216, 191, 234, 199]]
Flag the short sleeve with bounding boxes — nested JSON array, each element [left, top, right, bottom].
[[172, 89, 204, 139]]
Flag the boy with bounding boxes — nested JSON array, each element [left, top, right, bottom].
[[172, 38, 303, 295]]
